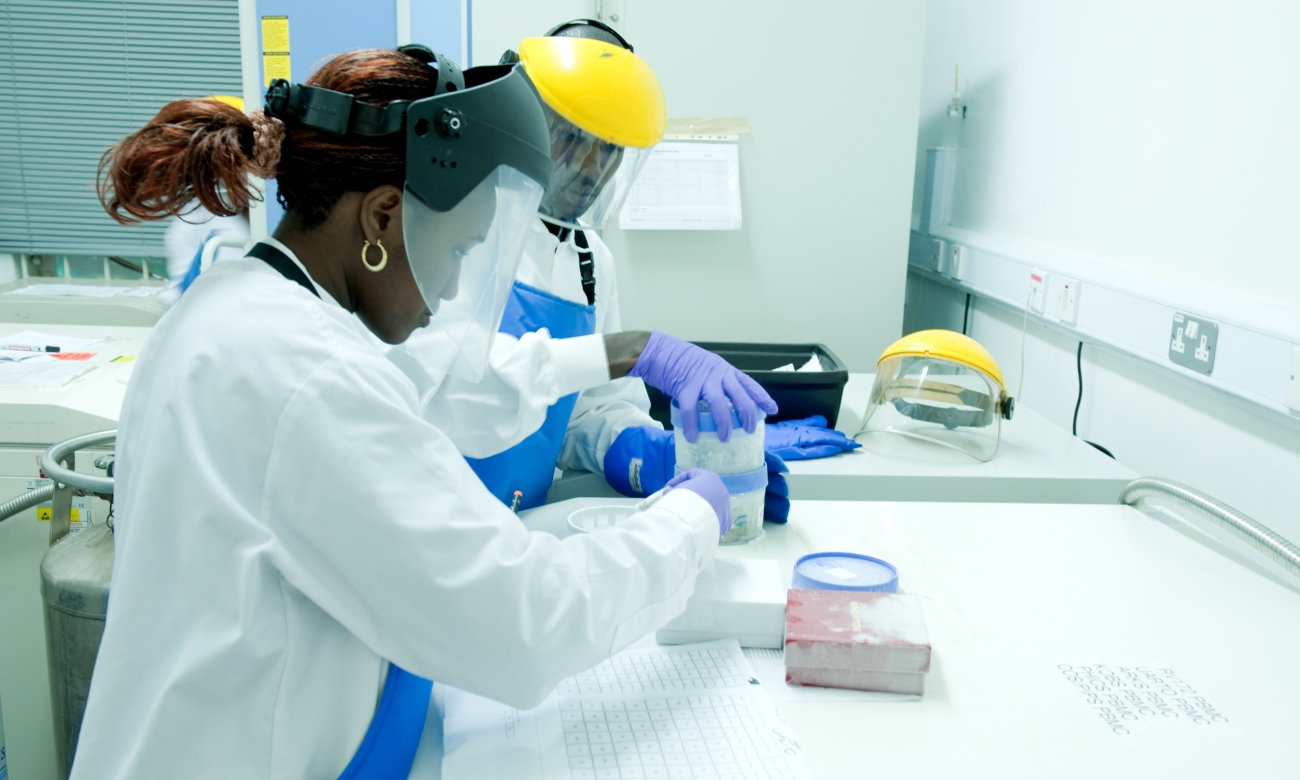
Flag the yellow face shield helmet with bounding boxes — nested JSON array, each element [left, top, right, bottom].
[[856, 330, 1016, 461], [516, 35, 666, 226]]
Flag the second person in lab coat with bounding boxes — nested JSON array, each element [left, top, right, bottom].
[[401, 20, 784, 513]]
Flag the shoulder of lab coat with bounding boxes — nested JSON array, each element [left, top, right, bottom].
[[396, 225, 656, 466]]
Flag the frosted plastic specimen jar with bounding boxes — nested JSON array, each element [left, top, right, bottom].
[[670, 400, 766, 475], [674, 465, 768, 545], [722, 488, 766, 545]]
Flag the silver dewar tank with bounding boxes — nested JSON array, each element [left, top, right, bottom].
[[40, 522, 114, 777], [37, 431, 117, 779]]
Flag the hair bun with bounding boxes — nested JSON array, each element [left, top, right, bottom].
[[249, 111, 286, 178]]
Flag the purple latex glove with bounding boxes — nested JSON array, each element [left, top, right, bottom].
[[664, 468, 732, 537], [628, 331, 778, 443]]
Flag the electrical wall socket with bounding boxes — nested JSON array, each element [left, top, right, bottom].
[[1286, 346, 1300, 413], [1052, 276, 1081, 324], [1027, 269, 1049, 313], [929, 239, 947, 273], [947, 245, 966, 280], [1168, 312, 1218, 375]]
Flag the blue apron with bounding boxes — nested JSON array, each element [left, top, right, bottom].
[[464, 278, 597, 510], [337, 664, 433, 780], [245, 243, 434, 780]]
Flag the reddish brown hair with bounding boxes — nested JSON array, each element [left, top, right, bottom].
[[99, 49, 440, 228]]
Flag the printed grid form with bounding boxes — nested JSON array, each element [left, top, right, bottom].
[[560, 693, 797, 780], [558, 647, 750, 696], [629, 160, 731, 207], [440, 640, 809, 780]]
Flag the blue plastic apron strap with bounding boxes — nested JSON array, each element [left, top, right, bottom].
[[464, 278, 596, 510], [337, 664, 433, 780]]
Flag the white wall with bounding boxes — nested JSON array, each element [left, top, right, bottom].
[[908, 0, 1300, 541], [913, 0, 1300, 313], [474, 0, 928, 370]]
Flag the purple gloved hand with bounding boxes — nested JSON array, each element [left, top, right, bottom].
[[628, 331, 778, 443], [664, 468, 732, 537]]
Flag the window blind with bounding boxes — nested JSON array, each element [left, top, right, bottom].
[[0, 0, 242, 257]]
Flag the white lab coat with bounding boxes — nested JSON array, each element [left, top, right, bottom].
[[71, 240, 718, 779], [404, 221, 660, 474]]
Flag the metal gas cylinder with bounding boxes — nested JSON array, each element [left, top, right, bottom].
[[38, 430, 116, 780], [40, 523, 113, 778]]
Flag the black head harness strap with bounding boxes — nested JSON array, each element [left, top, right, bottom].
[[262, 44, 465, 137]]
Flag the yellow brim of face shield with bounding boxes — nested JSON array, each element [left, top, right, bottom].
[[518, 36, 666, 148]]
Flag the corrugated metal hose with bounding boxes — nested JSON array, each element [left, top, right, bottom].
[[0, 482, 56, 523], [1121, 477, 1300, 581]]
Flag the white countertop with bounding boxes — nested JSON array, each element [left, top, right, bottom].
[[0, 322, 150, 445], [412, 497, 1300, 779], [548, 374, 1138, 505], [784, 373, 1138, 503]]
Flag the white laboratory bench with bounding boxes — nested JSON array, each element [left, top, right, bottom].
[[410, 497, 1300, 779], [0, 322, 148, 780], [0, 278, 167, 327], [547, 374, 1138, 505]]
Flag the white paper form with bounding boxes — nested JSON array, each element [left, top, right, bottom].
[[0, 360, 95, 387], [618, 142, 742, 231], [0, 330, 106, 352], [442, 639, 809, 780]]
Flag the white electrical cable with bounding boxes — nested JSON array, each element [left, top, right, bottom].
[[1015, 288, 1031, 402]]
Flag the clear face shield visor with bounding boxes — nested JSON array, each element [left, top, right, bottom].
[[402, 165, 544, 381], [538, 105, 652, 227], [262, 53, 553, 381], [857, 355, 1011, 461]]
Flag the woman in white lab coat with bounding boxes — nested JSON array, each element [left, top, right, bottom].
[[75, 47, 734, 779]]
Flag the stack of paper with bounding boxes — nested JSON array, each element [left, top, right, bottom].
[[0, 330, 106, 387]]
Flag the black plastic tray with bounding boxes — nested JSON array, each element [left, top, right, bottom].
[[645, 342, 850, 429]]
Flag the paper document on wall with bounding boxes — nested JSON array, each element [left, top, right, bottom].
[[619, 142, 742, 230]]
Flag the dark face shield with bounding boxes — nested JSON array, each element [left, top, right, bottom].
[[264, 51, 553, 379]]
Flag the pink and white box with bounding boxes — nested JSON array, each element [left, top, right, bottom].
[[784, 589, 932, 695]]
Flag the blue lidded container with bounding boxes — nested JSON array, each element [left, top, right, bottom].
[[791, 552, 899, 593]]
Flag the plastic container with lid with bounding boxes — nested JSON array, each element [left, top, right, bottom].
[[791, 552, 899, 592], [673, 466, 767, 545], [670, 400, 766, 474]]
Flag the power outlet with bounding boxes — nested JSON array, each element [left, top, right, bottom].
[[947, 245, 966, 280], [1286, 346, 1300, 412], [1027, 268, 1049, 313], [1168, 312, 1218, 375], [929, 239, 947, 273], [1052, 276, 1081, 325]]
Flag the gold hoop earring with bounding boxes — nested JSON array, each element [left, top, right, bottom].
[[361, 238, 388, 273]]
